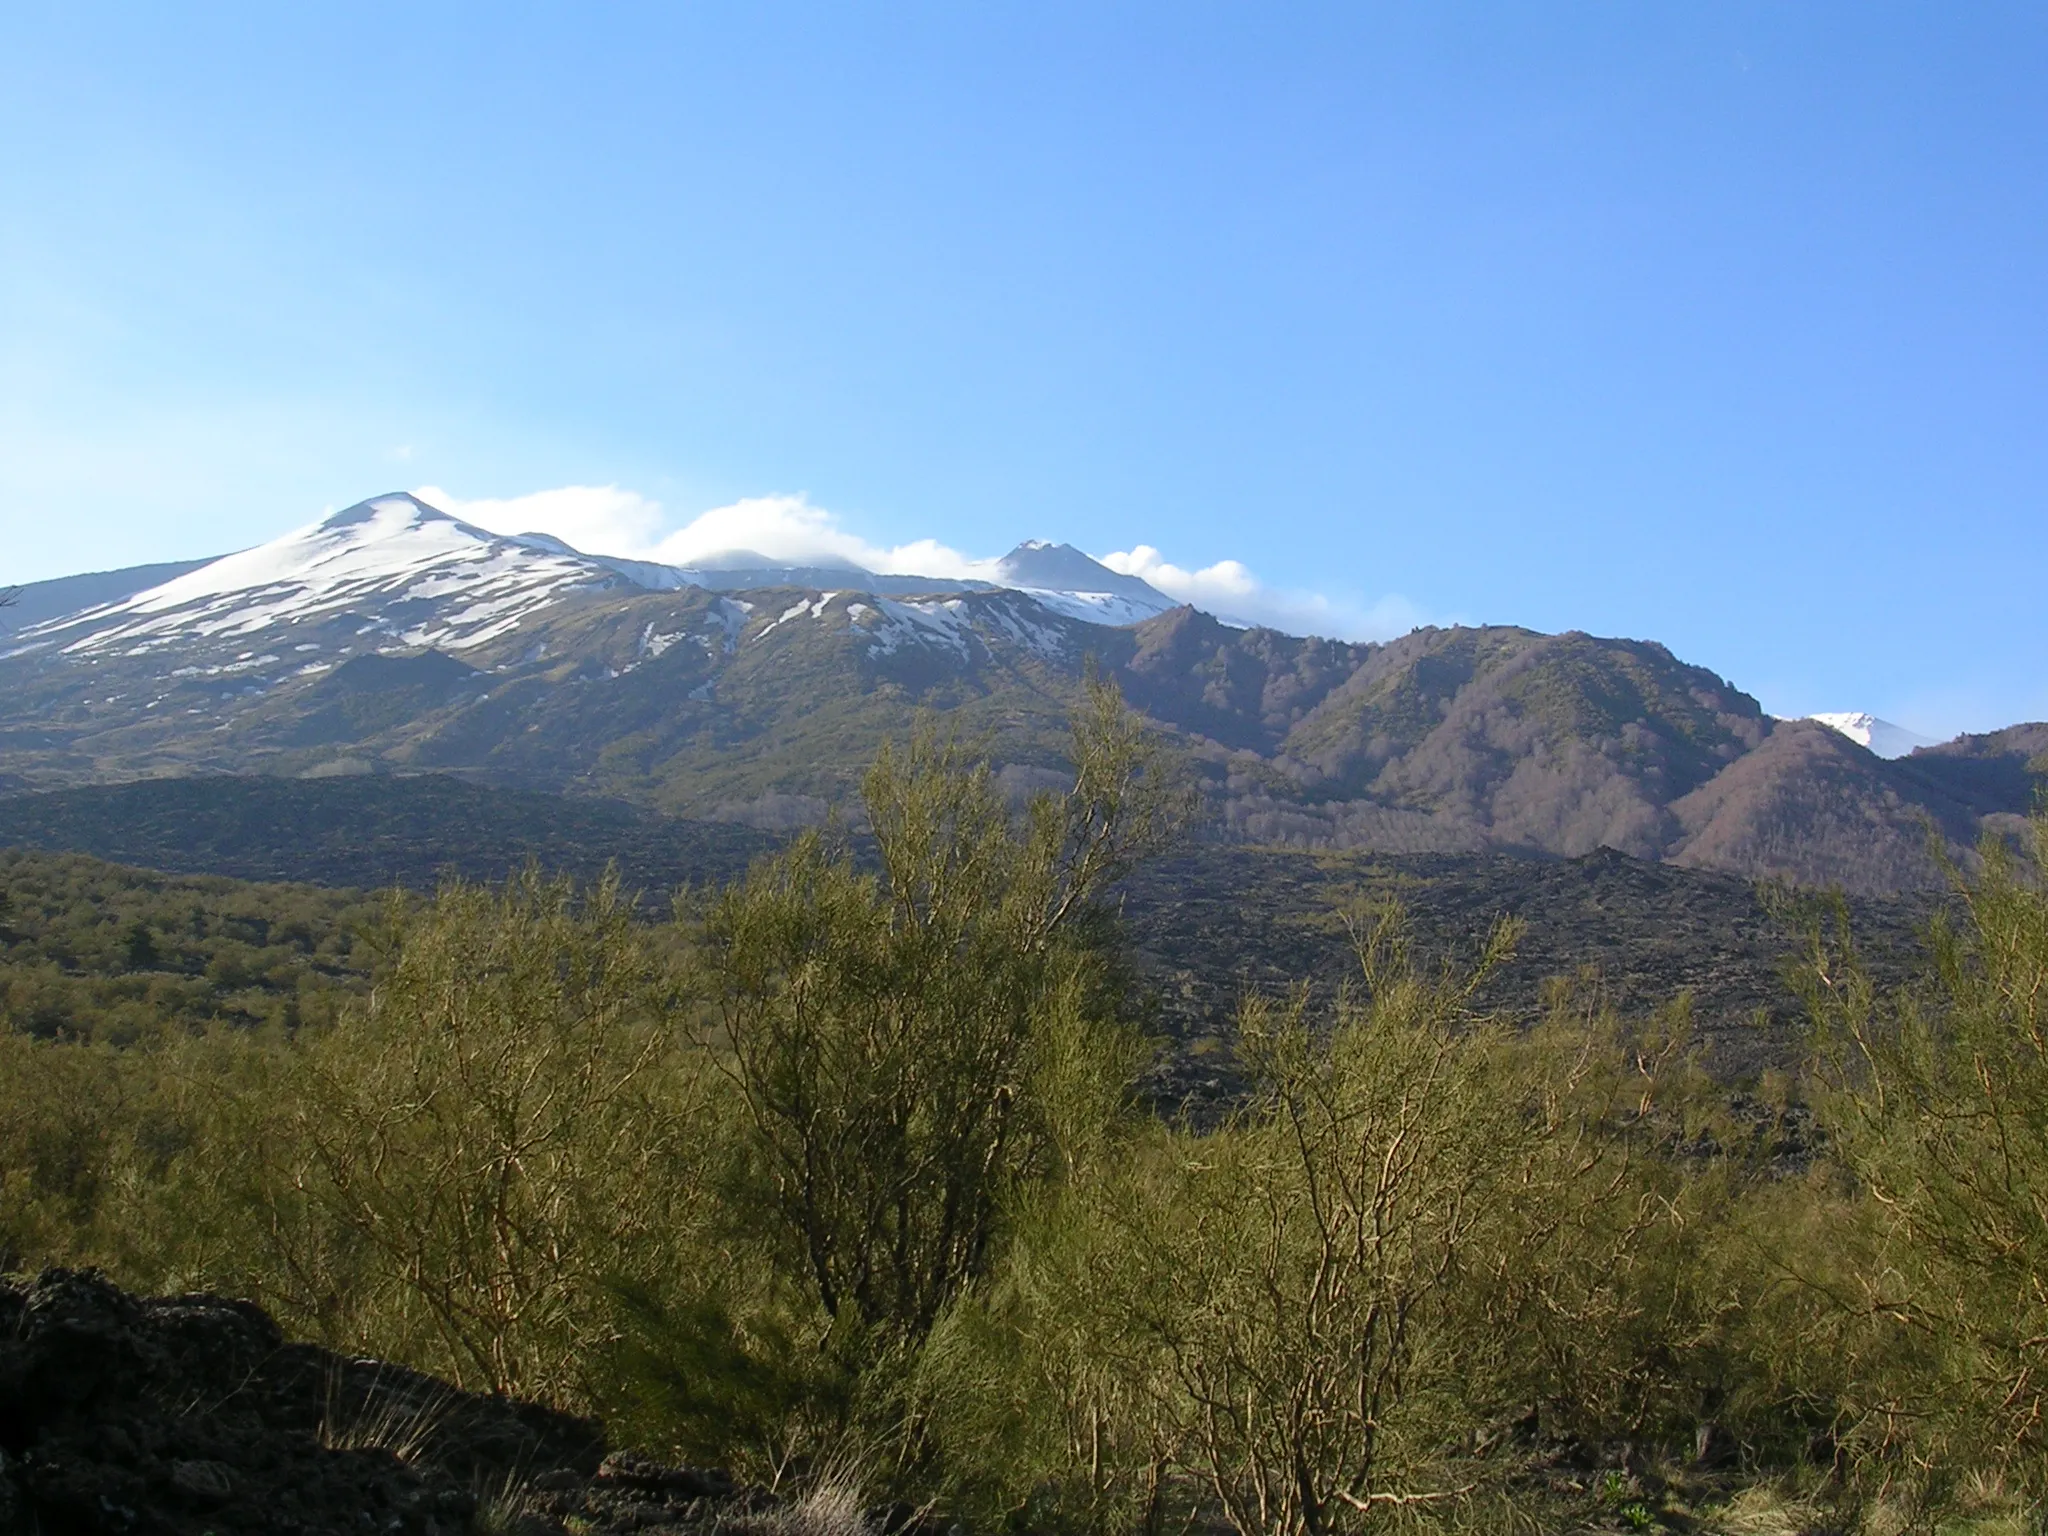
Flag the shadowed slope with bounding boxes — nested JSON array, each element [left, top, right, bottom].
[[1667, 720, 1981, 895]]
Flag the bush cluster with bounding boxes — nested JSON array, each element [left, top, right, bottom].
[[0, 848, 376, 1043], [5, 687, 2048, 1532]]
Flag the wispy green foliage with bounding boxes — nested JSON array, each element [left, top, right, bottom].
[[693, 682, 1186, 1342], [914, 910, 1740, 1536], [259, 871, 712, 1402], [1792, 817, 2048, 1501]]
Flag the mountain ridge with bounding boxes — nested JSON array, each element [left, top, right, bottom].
[[4, 492, 1179, 652], [2, 492, 2039, 895]]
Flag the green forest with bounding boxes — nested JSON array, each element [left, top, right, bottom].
[[6, 686, 2048, 1534], [0, 849, 379, 1043]]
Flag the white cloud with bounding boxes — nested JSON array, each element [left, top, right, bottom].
[[417, 483, 1424, 643], [1101, 544, 1425, 642], [645, 494, 997, 580], [416, 484, 668, 561], [419, 484, 997, 581]]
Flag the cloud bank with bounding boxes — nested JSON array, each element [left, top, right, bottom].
[[420, 484, 999, 582], [418, 484, 1423, 643], [1098, 544, 1427, 642]]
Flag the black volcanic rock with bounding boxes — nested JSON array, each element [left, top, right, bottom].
[[0, 775, 780, 893], [1116, 841, 1931, 1111], [0, 1269, 786, 1536], [0, 1269, 593, 1534]]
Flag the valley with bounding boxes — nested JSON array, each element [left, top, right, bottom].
[[0, 773, 1932, 1114]]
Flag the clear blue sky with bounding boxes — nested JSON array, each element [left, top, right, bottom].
[[3, 3, 2043, 735]]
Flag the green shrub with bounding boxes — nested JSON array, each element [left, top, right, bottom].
[[918, 909, 1737, 1535], [620, 682, 1185, 1480], [17, 732, 2048, 1533], [1798, 815, 2048, 1500]]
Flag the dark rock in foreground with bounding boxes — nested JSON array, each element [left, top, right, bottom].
[[0, 1269, 765, 1536]]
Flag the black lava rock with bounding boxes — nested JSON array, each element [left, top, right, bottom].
[[0, 1269, 778, 1536]]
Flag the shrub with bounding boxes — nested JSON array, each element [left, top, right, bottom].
[[1800, 815, 2048, 1499]]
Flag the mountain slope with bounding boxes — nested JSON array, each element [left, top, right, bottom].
[[1892, 722, 2048, 818], [1273, 627, 1766, 856], [1666, 719, 1981, 894], [0, 492, 2028, 893], [0, 574, 2005, 891], [1, 559, 216, 638]]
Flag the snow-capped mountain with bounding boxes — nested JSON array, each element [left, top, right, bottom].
[[5, 493, 1181, 666], [5, 496, 2041, 901], [1807, 711, 1938, 759], [648, 540, 1177, 615], [0, 492, 1168, 802], [13, 494, 630, 660], [502, 531, 695, 592], [992, 541, 1178, 625]]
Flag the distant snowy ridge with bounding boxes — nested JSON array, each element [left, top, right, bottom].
[[1807, 711, 1938, 759], [6, 493, 1181, 664]]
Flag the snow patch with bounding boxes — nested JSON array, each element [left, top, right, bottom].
[[706, 598, 751, 653], [756, 593, 841, 639], [978, 596, 1069, 660], [640, 622, 686, 659], [1014, 588, 1172, 627], [858, 597, 975, 659]]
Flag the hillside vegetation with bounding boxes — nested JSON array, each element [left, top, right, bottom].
[[8, 688, 2048, 1533], [0, 772, 1936, 1101], [0, 848, 378, 1043]]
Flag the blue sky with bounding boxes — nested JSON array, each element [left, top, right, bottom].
[[3, 3, 2043, 736]]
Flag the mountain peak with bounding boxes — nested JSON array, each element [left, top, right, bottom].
[[996, 541, 1167, 597], [22, 491, 619, 659], [316, 492, 455, 532], [985, 541, 1176, 626], [1807, 711, 1937, 760]]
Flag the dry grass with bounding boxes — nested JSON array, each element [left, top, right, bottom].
[[469, 1466, 549, 1536], [736, 1477, 878, 1536], [1679, 1469, 2043, 1536], [316, 1367, 453, 1465], [1692, 1479, 1839, 1536]]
